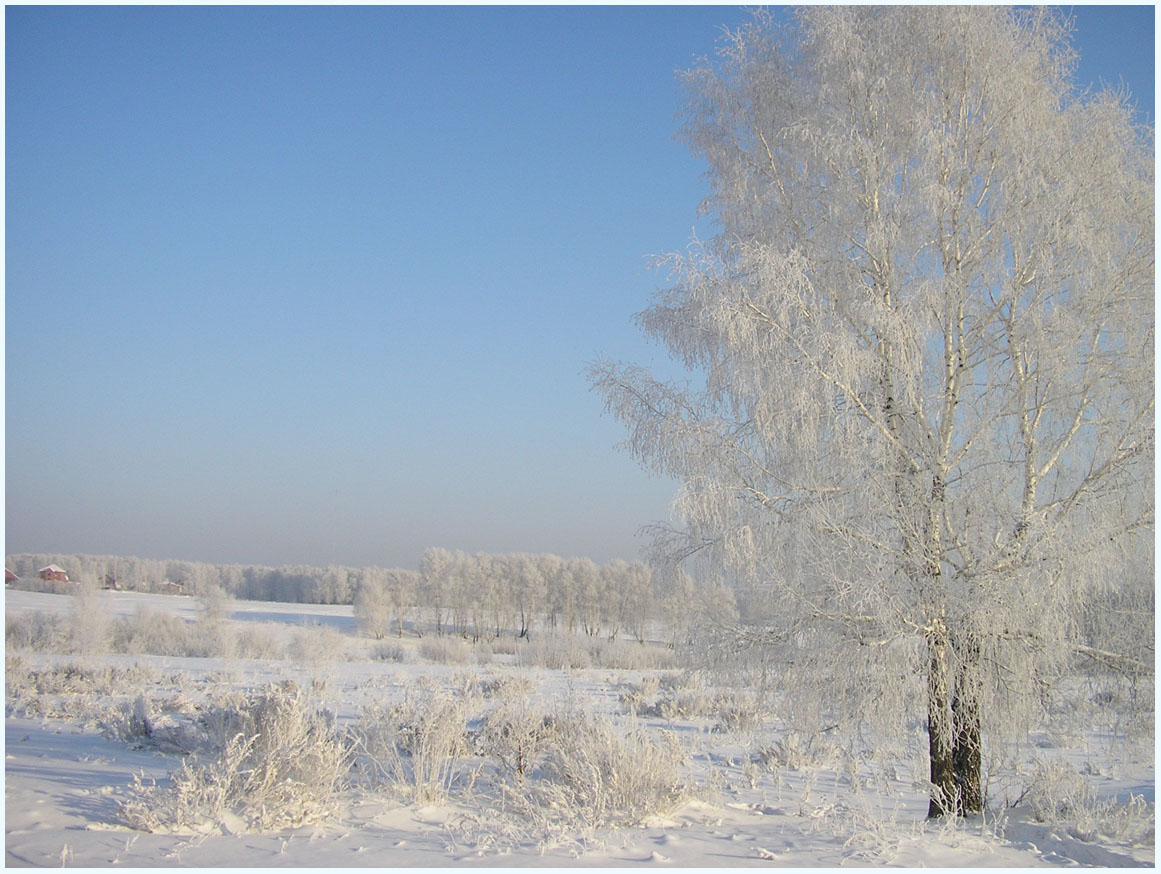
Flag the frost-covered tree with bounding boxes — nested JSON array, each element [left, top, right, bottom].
[[591, 7, 1153, 816], [569, 557, 603, 637], [601, 559, 656, 642], [354, 567, 394, 640], [538, 552, 565, 630], [623, 561, 658, 644], [419, 547, 455, 636], [510, 552, 546, 639]]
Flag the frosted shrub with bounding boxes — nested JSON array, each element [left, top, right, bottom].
[[1021, 759, 1154, 844], [231, 624, 282, 660], [5, 610, 66, 652], [519, 636, 591, 671], [370, 642, 407, 662], [619, 675, 765, 730], [478, 697, 557, 780], [4, 654, 33, 705], [618, 675, 662, 714], [351, 691, 472, 804], [68, 583, 110, 654], [1026, 759, 1088, 823], [102, 694, 167, 748], [186, 616, 237, 659], [711, 693, 766, 733], [110, 608, 192, 656], [417, 636, 471, 665], [518, 710, 691, 833], [289, 625, 348, 666], [119, 686, 346, 834], [488, 637, 520, 656], [7, 662, 158, 727], [471, 672, 536, 701], [8, 661, 157, 699], [752, 732, 838, 772], [588, 638, 676, 671]]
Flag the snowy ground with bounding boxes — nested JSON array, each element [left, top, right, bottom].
[[5, 589, 1154, 867]]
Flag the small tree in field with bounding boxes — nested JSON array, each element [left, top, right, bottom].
[[591, 7, 1152, 816], [354, 568, 394, 640]]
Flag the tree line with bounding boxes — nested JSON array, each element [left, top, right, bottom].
[[5, 549, 737, 644]]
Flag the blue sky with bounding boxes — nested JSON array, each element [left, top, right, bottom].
[[5, 5, 1155, 570]]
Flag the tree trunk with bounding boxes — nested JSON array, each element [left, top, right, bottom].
[[927, 626, 957, 818], [952, 630, 983, 813], [927, 626, 984, 817], [953, 692, 983, 813]]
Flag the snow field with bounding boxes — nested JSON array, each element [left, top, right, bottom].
[[5, 589, 1154, 867]]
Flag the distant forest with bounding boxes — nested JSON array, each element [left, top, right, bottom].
[[5, 550, 738, 644], [8, 551, 393, 603]]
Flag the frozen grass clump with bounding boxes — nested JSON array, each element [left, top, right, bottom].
[[751, 731, 841, 772], [13, 605, 283, 661], [587, 638, 677, 671], [6, 610, 67, 652], [417, 636, 471, 665], [454, 670, 537, 701], [7, 660, 161, 724], [509, 708, 691, 834], [110, 607, 192, 656], [477, 697, 557, 780], [488, 637, 520, 656], [350, 690, 473, 804], [522, 636, 676, 671], [289, 625, 349, 665], [619, 673, 767, 731], [370, 642, 407, 662], [119, 685, 346, 834], [231, 624, 283, 660], [1021, 759, 1155, 845], [519, 637, 592, 670], [711, 694, 766, 733], [6, 589, 112, 655]]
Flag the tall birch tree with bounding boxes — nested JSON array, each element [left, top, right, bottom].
[[591, 7, 1153, 816]]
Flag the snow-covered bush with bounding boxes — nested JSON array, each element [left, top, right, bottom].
[[4, 654, 33, 705], [468, 672, 536, 701], [751, 731, 839, 772], [1026, 759, 1089, 823], [477, 697, 557, 780], [519, 636, 675, 671], [288, 625, 348, 666], [587, 638, 676, 670], [370, 642, 407, 662], [7, 661, 156, 700], [7, 661, 159, 726], [119, 685, 346, 833], [231, 624, 282, 660], [104, 608, 279, 660], [417, 636, 471, 665], [68, 583, 110, 654], [488, 637, 521, 656], [513, 709, 691, 833], [1022, 759, 1154, 844], [712, 693, 766, 733], [518, 636, 592, 670], [5, 610, 66, 651], [618, 674, 765, 730], [351, 690, 473, 804], [102, 695, 164, 747], [110, 607, 192, 656]]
